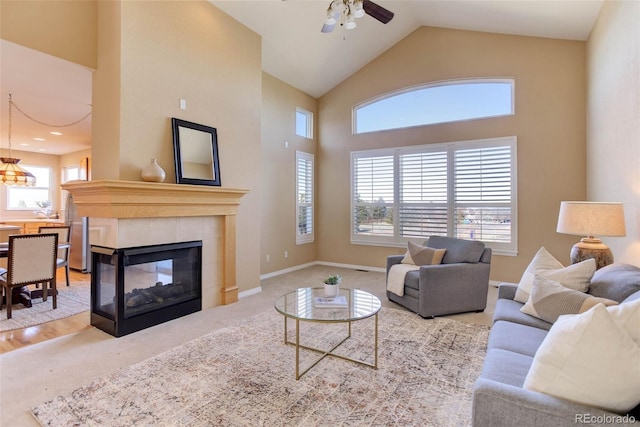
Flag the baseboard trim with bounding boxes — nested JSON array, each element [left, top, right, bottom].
[[238, 287, 262, 299], [315, 261, 386, 274], [259, 261, 318, 281], [259, 261, 386, 281]]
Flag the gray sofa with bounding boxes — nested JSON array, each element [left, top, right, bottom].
[[472, 263, 640, 426], [386, 236, 492, 318]]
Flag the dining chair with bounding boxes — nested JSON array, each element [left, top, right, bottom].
[[39, 226, 72, 287], [0, 233, 58, 319]]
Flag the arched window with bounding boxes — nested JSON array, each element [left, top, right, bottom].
[[353, 79, 514, 134]]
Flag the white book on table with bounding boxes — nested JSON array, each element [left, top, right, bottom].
[[314, 295, 348, 308]]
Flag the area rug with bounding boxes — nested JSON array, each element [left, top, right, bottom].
[[0, 282, 90, 332], [31, 307, 489, 426]]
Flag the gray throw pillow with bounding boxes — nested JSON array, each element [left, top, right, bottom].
[[426, 235, 485, 264], [589, 263, 640, 303]]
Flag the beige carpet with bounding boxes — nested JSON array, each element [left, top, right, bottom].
[[1, 265, 497, 427], [31, 307, 489, 426], [0, 282, 90, 332]]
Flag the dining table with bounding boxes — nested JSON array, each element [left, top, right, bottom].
[[0, 241, 72, 308]]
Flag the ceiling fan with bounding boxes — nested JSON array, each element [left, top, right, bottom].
[[321, 0, 394, 33]]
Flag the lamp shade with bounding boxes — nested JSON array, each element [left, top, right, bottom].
[[556, 201, 626, 237], [0, 157, 36, 186]]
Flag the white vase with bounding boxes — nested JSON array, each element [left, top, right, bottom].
[[324, 284, 339, 297], [141, 158, 166, 182]]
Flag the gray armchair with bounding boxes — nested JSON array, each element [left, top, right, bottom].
[[386, 236, 492, 318]]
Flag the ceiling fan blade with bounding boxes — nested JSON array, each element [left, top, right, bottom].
[[363, 0, 394, 24]]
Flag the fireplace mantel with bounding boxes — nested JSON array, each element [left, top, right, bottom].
[[61, 179, 248, 218], [62, 180, 249, 305]]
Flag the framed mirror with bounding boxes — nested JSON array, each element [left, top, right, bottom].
[[171, 118, 221, 186]]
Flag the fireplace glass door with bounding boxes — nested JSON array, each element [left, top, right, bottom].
[[91, 241, 202, 337]]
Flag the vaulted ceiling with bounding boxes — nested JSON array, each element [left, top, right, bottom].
[[0, 0, 603, 155]]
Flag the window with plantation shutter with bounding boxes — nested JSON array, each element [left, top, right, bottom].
[[453, 140, 515, 253], [352, 153, 394, 241], [399, 149, 448, 238], [296, 151, 314, 244], [351, 137, 517, 255]]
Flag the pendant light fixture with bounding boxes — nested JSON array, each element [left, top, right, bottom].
[[0, 94, 36, 186]]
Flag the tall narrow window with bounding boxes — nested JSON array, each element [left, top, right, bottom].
[[354, 79, 514, 134], [296, 151, 314, 244], [351, 137, 517, 255], [296, 107, 313, 139]]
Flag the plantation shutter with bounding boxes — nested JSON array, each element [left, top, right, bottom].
[[453, 143, 513, 243], [398, 150, 449, 237], [352, 154, 394, 238], [296, 152, 314, 244]]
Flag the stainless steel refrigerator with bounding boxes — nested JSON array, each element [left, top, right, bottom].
[[65, 192, 91, 273]]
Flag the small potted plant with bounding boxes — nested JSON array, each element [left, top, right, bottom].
[[323, 274, 342, 297]]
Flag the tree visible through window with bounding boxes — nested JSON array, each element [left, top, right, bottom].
[[354, 79, 514, 134], [351, 137, 517, 255], [7, 165, 51, 210], [296, 151, 314, 244]]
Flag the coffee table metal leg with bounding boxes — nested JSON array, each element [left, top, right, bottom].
[[295, 319, 301, 380], [283, 315, 288, 344], [374, 312, 378, 369]]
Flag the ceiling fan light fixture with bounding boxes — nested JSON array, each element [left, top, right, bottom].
[[325, 8, 337, 25], [331, 0, 344, 13], [344, 16, 357, 30], [353, 0, 365, 18], [321, 0, 393, 34]]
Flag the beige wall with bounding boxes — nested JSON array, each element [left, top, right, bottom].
[[587, 0, 640, 266], [317, 26, 587, 283], [4, 1, 264, 293], [95, 1, 263, 292], [0, 0, 96, 69], [261, 72, 318, 275]]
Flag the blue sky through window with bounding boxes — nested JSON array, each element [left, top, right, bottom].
[[355, 80, 514, 134]]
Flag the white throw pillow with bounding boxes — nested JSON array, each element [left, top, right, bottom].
[[524, 304, 640, 414], [608, 298, 640, 347], [514, 247, 595, 303]]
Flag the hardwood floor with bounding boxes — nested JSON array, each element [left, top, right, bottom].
[[0, 269, 92, 354]]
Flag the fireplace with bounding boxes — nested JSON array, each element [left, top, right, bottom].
[[90, 240, 202, 337]]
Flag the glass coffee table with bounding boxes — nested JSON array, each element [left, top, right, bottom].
[[274, 287, 381, 380]]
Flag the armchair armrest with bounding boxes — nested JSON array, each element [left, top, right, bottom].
[[386, 255, 404, 274], [497, 283, 518, 300]]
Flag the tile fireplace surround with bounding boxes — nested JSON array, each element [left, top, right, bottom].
[[61, 180, 248, 308]]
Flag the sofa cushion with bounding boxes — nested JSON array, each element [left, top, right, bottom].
[[514, 247, 595, 303], [481, 348, 534, 387], [488, 320, 548, 357], [520, 275, 618, 323], [404, 270, 420, 291], [524, 304, 640, 414], [493, 299, 553, 331], [589, 263, 640, 303], [401, 241, 446, 266], [425, 236, 485, 264]]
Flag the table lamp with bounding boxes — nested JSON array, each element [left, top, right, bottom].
[[556, 201, 626, 269]]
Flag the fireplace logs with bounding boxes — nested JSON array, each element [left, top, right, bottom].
[[126, 282, 186, 307]]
